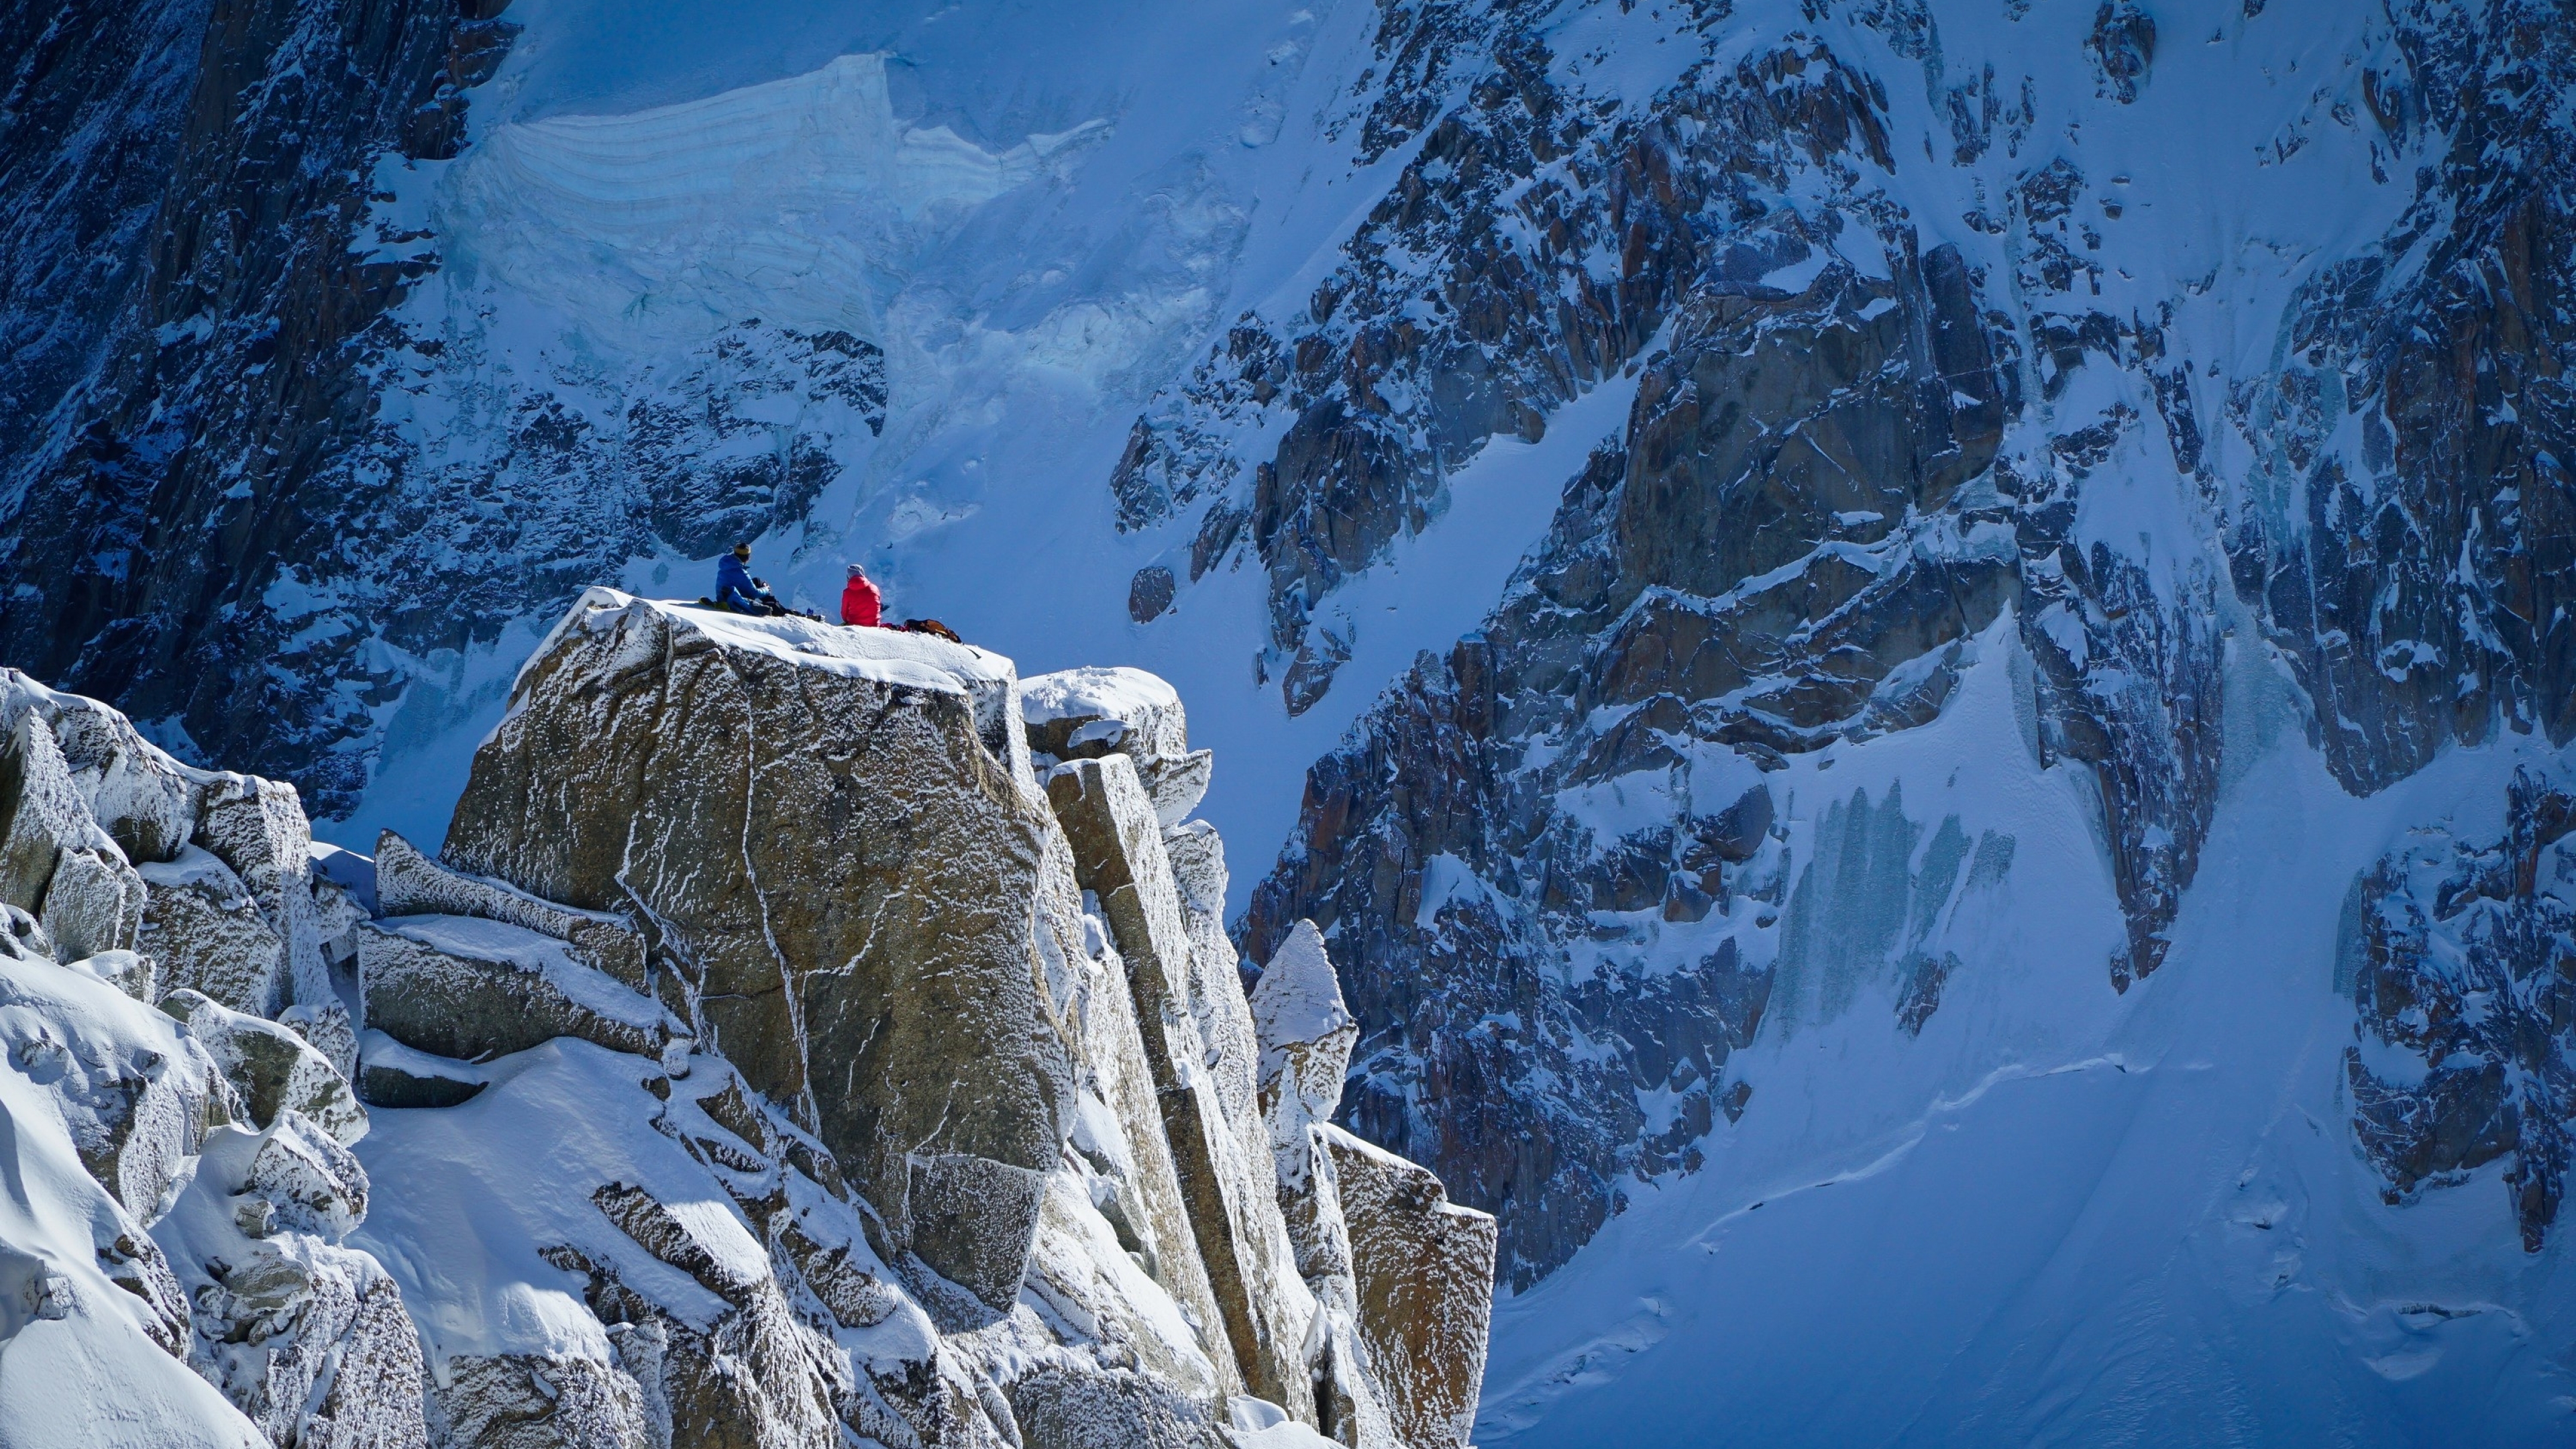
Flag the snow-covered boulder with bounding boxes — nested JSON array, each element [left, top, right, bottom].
[[159, 1112, 428, 1448], [1023, 666, 1215, 828], [1, 705, 147, 964], [161, 989, 368, 1147], [440, 589, 1081, 1316], [140, 845, 286, 1014], [375, 829, 649, 991], [0, 956, 259, 1446]]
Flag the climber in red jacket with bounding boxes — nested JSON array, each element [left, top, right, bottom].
[[840, 562, 883, 627]]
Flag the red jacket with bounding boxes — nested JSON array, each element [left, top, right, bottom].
[[841, 574, 882, 627]]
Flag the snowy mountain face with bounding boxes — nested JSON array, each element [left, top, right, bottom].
[[3, 0, 2573, 1442]]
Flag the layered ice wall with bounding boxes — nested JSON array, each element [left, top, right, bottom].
[[434, 53, 1108, 345]]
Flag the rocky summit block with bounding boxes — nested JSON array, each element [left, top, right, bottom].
[[441, 589, 1083, 1315]]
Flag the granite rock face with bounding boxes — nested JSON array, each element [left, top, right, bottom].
[[441, 590, 1075, 1316], [1042, 753, 1316, 1421], [1316, 1128, 1495, 1449]]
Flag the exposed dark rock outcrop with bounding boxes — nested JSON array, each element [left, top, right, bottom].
[[1228, 0, 2574, 1289], [0, 0, 506, 812], [2346, 767, 2575, 1252]]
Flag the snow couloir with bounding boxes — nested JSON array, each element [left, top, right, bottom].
[[0, 589, 1495, 1449]]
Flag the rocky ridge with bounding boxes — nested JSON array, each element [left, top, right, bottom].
[[0, 594, 1495, 1448]]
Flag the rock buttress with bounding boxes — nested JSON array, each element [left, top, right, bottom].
[[441, 590, 1079, 1316]]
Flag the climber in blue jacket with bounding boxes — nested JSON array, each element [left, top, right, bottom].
[[714, 543, 784, 616]]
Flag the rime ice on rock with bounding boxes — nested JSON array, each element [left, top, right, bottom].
[[1024, 665, 1216, 828], [374, 830, 649, 990], [1042, 751, 1320, 1421], [1320, 1127, 1497, 1449], [0, 672, 432, 1447], [1250, 921, 1360, 1187], [1249, 924, 1399, 1449]]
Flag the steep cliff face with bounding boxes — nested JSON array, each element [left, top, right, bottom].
[[1220, 0, 2573, 1293], [0, 0, 498, 811]]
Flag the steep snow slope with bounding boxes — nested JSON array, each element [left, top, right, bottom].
[[1472, 649, 2573, 1444]]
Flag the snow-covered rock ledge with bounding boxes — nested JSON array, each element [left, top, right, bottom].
[[0, 595, 1495, 1448]]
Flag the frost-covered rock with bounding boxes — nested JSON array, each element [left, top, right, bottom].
[[356, 913, 688, 1068], [194, 776, 329, 997], [376, 829, 649, 991], [158, 1115, 431, 1449], [441, 590, 1076, 1316], [1024, 667, 1216, 828], [142, 845, 288, 1015], [1, 704, 144, 966], [1249, 922, 1358, 1191], [40, 843, 148, 966], [0, 950, 223, 1224], [162, 989, 368, 1148], [1044, 752, 1317, 1420], [1316, 1128, 1495, 1449], [1248, 926, 1395, 1449]]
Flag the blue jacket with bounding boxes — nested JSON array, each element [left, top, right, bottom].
[[716, 553, 761, 609]]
